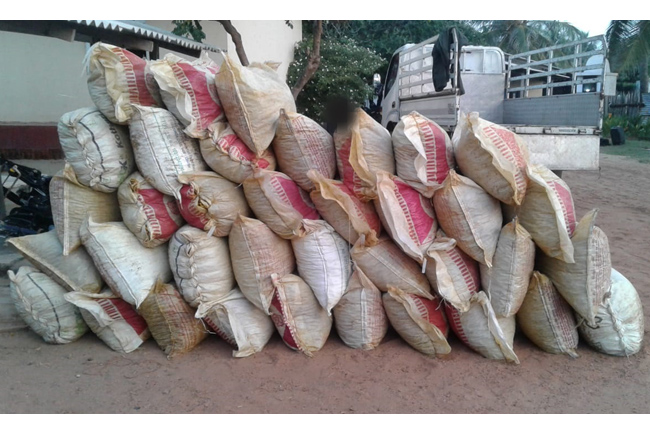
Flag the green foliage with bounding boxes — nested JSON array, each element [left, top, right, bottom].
[[603, 114, 650, 140], [172, 20, 205, 42], [601, 139, 650, 164], [287, 36, 385, 124]]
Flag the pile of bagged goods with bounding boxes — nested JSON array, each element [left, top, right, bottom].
[[3, 42, 644, 361]]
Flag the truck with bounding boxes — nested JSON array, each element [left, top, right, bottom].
[[378, 29, 618, 171]]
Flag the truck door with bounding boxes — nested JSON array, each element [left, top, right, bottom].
[[381, 52, 401, 131]]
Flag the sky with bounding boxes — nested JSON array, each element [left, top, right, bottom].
[[566, 18, 612, 37]]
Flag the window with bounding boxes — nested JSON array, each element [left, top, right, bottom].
[[384, 53, 400, 97]]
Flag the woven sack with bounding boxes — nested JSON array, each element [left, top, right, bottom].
[[1, 285, 27, 332], [333, 268, 388, 350], [383, 287, 451, 357], [229, 215, 295, 314], [58, 107, 134, 192], [391, 111, 455, 197]]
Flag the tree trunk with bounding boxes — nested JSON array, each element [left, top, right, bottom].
[[291, 20, 323, 100], [216, 20, 249, 66]]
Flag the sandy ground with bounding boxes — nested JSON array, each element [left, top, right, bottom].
[[1, 154, 649, 414]]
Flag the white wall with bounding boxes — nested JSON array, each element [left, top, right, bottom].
[[0, 30, 93, 124]]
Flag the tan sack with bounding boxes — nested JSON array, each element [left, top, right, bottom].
[[375, 171, 437, 263], [9, 266, 88, 344], [243, 169, 320, 239], [128, 105, 207, 201], [168, 225, 235, 309], [452, 112, 529, 206], [334, 108, 395, 201], [507, 164, 577, 263], [58, 107, 134, 192], [200, 121, 276, 184], [446, 291, 519, 363], [198, 289, 275, 358], [50, 166, 122, 256], [85, 42, 160, 124], [308, 169, 382, 245], [229, 216, 295, 314], [80, 218, 172, 308], [424, 230, 480, 313], [517, 271, 579, 357], [64, 289, 150, 353], [333, 269, 388, 350], [537, 209, 611, 327], [215, 55, 296, 155], [391, 111, 455, 197], [291, 220, 352, 314], [269, 274, 332, 357], [480, 218, 535, 317], [433, 170, 502, 266], [138, 281, 207, 358], [177, 171, 250, 237], [7, 230, 103, 294], [350, 235, 433, 300], [148, 52, 224, 139], [578, 268, 644, 357], [383, 287, 451, 357], [272, 110, 336, 192], [117, 171, 184, 248]]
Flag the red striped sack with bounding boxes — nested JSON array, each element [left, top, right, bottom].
[[149, 52, 224, 139], [375, 171, 437, 263], [452, 112, 529, 206], [392, 111, 455, 197]]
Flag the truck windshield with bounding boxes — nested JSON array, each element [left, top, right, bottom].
[[384, 53, 399, 97]]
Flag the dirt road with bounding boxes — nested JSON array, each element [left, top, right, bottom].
[[1, 154, 648, 414]]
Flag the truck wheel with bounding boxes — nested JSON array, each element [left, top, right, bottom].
[[387, 121, 397, 133]]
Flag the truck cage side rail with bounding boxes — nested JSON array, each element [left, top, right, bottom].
[[505, 35, 607, 98]]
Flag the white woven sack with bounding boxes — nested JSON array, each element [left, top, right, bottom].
[[58, 107, 135, 192], [64, 289, 150, 353], [1, 285, 27, 332], [80, 218, 172, 308], [579, 268, 644, 357], [128, 105, 208, 201], [229, 215, 295, 314], [168, 225, 235, 310], [333, 268, 388, 350], [215, 55, 296, 155], [9, 266, 88, 344], [7, 230, 103, 294], [480, 218, 535, 317], [198, 289, 275, 358], [291, 220, 351, 314], [50, 166, 122, 256], [269, 273, 332, 357]]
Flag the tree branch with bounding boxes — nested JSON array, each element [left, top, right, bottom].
[[216, 20, 249, 66], [291, 20, 323, 100]]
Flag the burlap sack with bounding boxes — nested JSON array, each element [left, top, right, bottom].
[[58, 107, 134, 192], [383, 287, 451, 357], [198, 289, 275, 358], [578, 268, 644, 357], [215, 55, 296, 155], [168, 225, 235, 309], [375, 171, 437, 263], [9, 266, 88, 344], [537, 209, 611, 327], [138, 281, 207, 358], [50, 166, 122, 255], [272, 110, 336, 192], [517, 271, 579, 357], [480, 218, 535, 317], [177, 171, 251, 237], [308, 170, 382, 245], [334, 108, 395, 202], [333, 269, 388, 350], [433, 170, 502, 267], [452, 112, 529, 206], [7, 230, 103, 294], [391, 111, 455, 197], [229, 216, 295, 314], [200, 121, 276, 184], [269, 274, 332, 357], [350, 235, 433, 300], [291, 220, 352, 314]]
